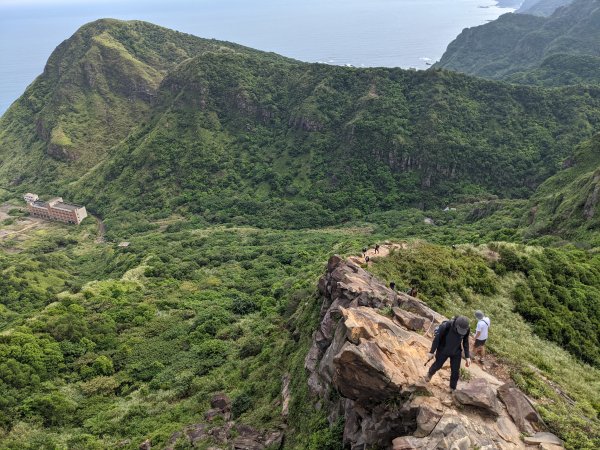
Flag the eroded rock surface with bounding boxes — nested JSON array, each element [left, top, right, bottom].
[[306, 255, 563, 450]]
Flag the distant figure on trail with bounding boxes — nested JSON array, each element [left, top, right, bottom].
[[424, 316, 471, 391], [473, 310, 490, 363], [408, 286, 418, 298], [365, 255, 370, 265], [374, 244, 380, 254], [362, 247, 368, 257], [389, 281, 396, 291]]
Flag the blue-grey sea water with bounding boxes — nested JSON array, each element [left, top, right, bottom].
[[0, 0, 515, 115]]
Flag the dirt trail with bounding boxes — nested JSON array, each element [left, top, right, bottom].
[[349, 242, 407, 264], [354, 241, 512, 383]]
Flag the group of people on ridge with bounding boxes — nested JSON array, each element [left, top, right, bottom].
[[424, 310, 491, 391]]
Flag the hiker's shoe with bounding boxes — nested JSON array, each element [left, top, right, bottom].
[[422, 374, 432, 383]]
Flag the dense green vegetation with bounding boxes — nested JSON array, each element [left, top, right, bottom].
[[71, 50, 600, 227], [0, 218, 368, 449], [1, 12, 600, 450], [370, 243, 600, 450], [435, 0, 600, 86], [3, 19, 600, 229], [0, 19, 278, 190], [527, 134, 600, 244], [500, 246, 600, 366]]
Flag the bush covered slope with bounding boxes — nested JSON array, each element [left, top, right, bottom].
[[435, 0, 600, 86], [3, 19, 600, 229], [0, 19, 265, 191], [527, 134, 600, 243]]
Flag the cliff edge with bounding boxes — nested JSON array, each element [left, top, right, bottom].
[[305, 255, 564, 450]]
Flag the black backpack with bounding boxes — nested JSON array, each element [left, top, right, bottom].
[[433, 317, 455, 348]]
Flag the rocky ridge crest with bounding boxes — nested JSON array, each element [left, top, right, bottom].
[[305, 255, 564, 450]]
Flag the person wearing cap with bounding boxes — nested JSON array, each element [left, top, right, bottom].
[[473, 310, 490, 363], [424, 316, 471, 391]]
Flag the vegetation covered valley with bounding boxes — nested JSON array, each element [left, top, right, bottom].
[[0, 9, 600, 450]]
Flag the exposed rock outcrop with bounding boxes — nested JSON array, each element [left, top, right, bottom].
[[306, 255, 563, 449]]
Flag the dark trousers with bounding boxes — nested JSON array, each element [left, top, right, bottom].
[[428, 353, 462, 389]]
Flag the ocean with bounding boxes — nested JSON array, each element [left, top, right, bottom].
[[0, 0, 515, 115]]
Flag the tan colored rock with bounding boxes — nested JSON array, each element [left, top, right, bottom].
[[393, 307, 427, 331], [495, 416, 522, 445], [524, 432, 563, 446], [498, 382, 543, 435], [411, 396, 444, 438], [307, 255, 540, 450], [453, 378, 500, 416], [392, 435, 427, 449]]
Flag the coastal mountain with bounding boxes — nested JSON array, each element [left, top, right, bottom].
[[435, 0, 600, 86], [517, 0, 573, 16], [3, 20, 600, 229], [1, 16, 600, 450], [0, 19, 259, 191]]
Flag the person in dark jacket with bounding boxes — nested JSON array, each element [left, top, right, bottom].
[[424, 316, 471, 390]]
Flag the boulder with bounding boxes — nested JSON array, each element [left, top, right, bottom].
[[139, 439, 151, 450], [396, 295, 445, 330], [453, 378, 500, 416], [393, 307, 427, 332], [211, 393, 231, 412], [497, 382, 542, 434], [392, 436, 427, 449], [233, 437, 263, 450], [411, 397, 443, 438], [523, 432, 564, 446]]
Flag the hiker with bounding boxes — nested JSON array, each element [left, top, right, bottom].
[[374, 243, 380, 254], [389, 281, 396, 291], [365, 255, 370, 264], [473, 310, 490, 363], [408, 286, 418, 298], [362, 246, 368, 257], [424, 316, 471, 391]]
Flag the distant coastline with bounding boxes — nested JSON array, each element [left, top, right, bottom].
[[495, 0, 523, 7], [0, 0, 516, 116]]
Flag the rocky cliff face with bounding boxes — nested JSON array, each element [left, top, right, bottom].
[[305, 255, 564, 450]]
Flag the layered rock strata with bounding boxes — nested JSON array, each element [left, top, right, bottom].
[[306, 255, 562, 450]]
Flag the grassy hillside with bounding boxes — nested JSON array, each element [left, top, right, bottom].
[[0, 19, 265, 192], [0, 214, 369, 449], [435, 0, 600, 86], [369, 242, 600, 449], [527, 134, 600, 244]]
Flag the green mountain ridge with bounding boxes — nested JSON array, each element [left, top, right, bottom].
[[435, 0, 600, 86], [518, 0, 574, 16], [3, 19, 600, 231], [528, 134, 600, 242], [0, 19, 271, 190]]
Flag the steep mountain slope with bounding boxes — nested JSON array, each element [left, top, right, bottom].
[[3, 20, 600, 228], [518, 0, 574, 16], [528, 134, 600, 243], [435, 0, 600, 86], [0, 19, 258, 191], [68, 51, 600, 227]]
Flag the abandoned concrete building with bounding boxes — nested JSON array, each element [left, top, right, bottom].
[[26, 195, 88, 225]]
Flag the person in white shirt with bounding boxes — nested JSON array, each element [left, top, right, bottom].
[[473, 310, 490, 362]]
